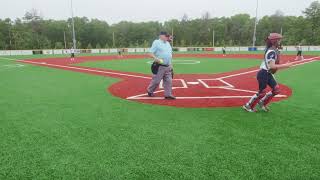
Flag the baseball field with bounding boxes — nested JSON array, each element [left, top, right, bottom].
[[1, 51, 320, 179]]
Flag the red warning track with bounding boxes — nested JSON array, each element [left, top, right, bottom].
[[18, 54, 320, 108]]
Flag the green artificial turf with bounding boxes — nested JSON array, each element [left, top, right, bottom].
[[77, 58, 261, 75], [0, 54, 320, 179]]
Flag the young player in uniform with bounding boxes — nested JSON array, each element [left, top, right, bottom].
[[222, 47, 226, 56], [296, 44, 303, 60], [243, 33, 292, 112], [118, 48, 123, 58], [70, 47, 75, 61]]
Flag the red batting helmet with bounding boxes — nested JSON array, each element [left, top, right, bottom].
[[268, 33, 283, 40]]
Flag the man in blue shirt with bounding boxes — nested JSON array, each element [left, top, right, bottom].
[[147, 31, 175, 100]]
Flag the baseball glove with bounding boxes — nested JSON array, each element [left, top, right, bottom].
[[151, 62, 160, 75]]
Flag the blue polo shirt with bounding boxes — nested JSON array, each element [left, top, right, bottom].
[[150, 39, 173, 65]]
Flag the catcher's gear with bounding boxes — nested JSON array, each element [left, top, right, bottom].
[[272, 85, 281, 95]]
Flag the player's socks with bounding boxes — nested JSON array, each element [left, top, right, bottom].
[[261, 91, 274, 106], [258, 100, 270, 112], [246, 94, 261, 109]]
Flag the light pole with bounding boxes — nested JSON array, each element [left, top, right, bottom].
[[212, 28, 215, 47], [208, 28, 215, 47], [252, 0, 259, 48], [8, 21, 12, 50], [171, 28, 174, 47], [112, 32, 115, 47], [70, 0, 76, 49], [63, 31, 67, 49]]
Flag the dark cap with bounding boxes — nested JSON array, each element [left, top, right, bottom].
[[159, 31, 168, 36]]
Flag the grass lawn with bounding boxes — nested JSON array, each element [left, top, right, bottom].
[[0, 54, 319, 179]]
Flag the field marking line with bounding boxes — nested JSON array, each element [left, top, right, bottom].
[[3, 64, 25, 68], [217, 69, 259, 80], [18, 60, 152, 80], [127, 95, 287, 100], [220, 87, 287, 97], [219, 79, 235, 88], [17, 55, 319, 81], [0, 64, 25, 71], [159, 79, 188, 89], [126, 89, 165, 99], [0, 57, 19, 61], [126, 86, 287, 100], [291, 59, 318, 67], [128, 56, 317, 100], [216, 56, 320, 80], [198, 79, 234, 88], [187, 82, 200, 85], [220, 87, 257, 94]]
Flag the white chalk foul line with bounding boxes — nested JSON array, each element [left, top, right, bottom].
[[18, 60, 151, 80], [291, 59, 318, 67], [217, 56, 320, 80], [18, 56, 319, 82], [18, 56, 318, 101], [128, 95, 287, 100]]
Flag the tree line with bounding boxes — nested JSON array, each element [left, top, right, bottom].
[[0, 1, 319, 50]]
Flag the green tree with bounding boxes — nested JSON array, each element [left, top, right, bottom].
[[0, 1, 319, 50], [87, 43, 93, 49], [54, 42, 63, 49], [304, 1, 320, 44]]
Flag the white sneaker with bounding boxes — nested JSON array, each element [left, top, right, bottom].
[[242, 105, 256, 113], [258, 101, 270, 112]]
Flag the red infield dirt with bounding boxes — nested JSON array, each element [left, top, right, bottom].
[[18, 54, 320, 108]]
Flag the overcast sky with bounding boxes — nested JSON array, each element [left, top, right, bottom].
[[0, 0, 317, 24]]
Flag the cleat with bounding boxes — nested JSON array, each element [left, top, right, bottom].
[[242, 105, 256, 113], [165, 96, 176, 100], [147, 92, 155, 97], [258, 101, 270, 112]]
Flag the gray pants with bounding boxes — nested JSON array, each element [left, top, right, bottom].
[[147, 66, 173, 97]]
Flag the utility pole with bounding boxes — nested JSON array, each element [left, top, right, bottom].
[[112, 32, 115, 47], [252, 0, 259, 47], [171, 28, 174, 47], [70, 0, 76, 49], [8, 24, 12, 50], [63, 31, 67, 49], [212, 28, 215, 47]]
